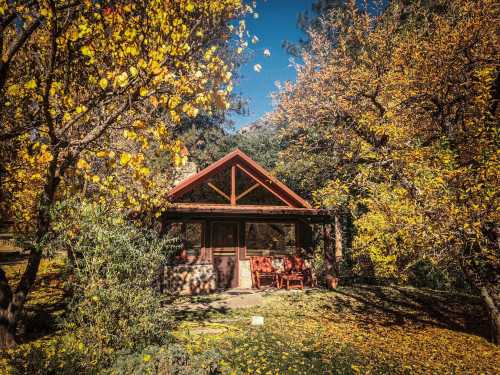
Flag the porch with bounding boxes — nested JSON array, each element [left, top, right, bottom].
[[161, 149, 333, 294]]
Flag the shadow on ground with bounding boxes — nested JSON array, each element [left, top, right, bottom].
[[3, 259, 66, 343], [329, 285, 489, 340]]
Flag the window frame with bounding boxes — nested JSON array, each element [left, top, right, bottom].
[[243, 220, 298, 259], [165, 220, 207, 263]]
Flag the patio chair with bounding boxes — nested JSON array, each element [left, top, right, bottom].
[[279, 255, 305, 290], [250, 256, 278, 289]]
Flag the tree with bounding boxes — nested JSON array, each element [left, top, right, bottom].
[[0, 0, 247, 347], [274, 0, 499, 342]]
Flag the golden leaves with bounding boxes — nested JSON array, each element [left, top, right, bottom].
[[98, 78, 109, 90], [24, 79, 37, 90], [76, 159, 90, 170], [115, 72, 129, 88], [119, 153, 132, 166], [2, 0, 247, 231], [80, 45, 93, 57]]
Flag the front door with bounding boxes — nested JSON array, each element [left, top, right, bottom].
[[212, 222, 239, 289]]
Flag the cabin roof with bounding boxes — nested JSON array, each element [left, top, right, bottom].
[[168, 149, 313, 209]]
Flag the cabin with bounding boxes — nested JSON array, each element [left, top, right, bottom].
[[161, 149, 332, 294]]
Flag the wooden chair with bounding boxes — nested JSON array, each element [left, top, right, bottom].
[[250, 256, 278, 289], [279, 255, 304, 290]]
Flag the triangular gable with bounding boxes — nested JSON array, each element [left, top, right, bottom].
[[168, 149, 311, 208]]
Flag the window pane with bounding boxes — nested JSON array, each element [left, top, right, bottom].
[[245, 222, 295, 257], [168, 222, 183, 238], [185, 223, 202, 256]]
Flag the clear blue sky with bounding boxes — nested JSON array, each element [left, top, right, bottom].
[[230, 0, 315, 129]]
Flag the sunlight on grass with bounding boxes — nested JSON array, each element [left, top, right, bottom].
[[174, 290, 500, 374], [2, 258, 499, 374]]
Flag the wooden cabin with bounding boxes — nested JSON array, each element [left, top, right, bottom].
[[162, 149, 331, 294]]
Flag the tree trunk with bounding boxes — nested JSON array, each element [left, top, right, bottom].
[[0, 268, 16, 348], [480, 285, 500, 345], [0, 153, 60, 348]]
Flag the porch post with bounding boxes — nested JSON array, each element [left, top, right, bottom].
[[334, 212, 343, 275], [231, 165, 236, 205], [324, 219, 338, 289]]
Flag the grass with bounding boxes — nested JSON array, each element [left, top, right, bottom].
[[3, 256, 66, 342], [1, 257, 499, 374], [172, 287, 500, 374]]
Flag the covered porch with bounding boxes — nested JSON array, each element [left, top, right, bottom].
[[161, 149, 333, 294]]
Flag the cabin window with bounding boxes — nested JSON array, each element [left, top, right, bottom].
[[168, 222, 203, 258], [245, 222, 296, 257]]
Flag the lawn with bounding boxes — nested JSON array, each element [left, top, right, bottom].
[[2, 258, 499, 374], [173, 288, 499, 374]]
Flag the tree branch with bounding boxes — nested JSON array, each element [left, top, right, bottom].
[[0, 17, 42, 92]]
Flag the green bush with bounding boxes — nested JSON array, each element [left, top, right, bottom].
[[50, 201, 174, 369], [106, 344, 222, 375]]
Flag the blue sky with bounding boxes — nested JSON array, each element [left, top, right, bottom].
[[230, 0, 315, 129]]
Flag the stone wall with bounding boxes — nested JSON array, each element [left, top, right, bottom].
[[164, 264, 216, 295]]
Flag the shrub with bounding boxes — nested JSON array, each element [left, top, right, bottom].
[[49, 201, 175, 368], [106, 344, 222, 375]]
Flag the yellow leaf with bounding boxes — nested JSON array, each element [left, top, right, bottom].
[[24, 79, 37, 90], [7, 84, 20, 96], [116, 72, 129, 88], [129, 66, 138, 77], [91, 175, 100, 183], [81, 45, 93, 57], [120, 153, 132, 166], [75, 105, 87, 114], [99, 78, 108, 90], [69, 28, 79, 42], [140, 87, 148, 97], [133, 120, 145, 129], [76, 159, 90, 170]]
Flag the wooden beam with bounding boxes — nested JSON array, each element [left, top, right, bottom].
[[236, 183, 260, 201], [231, 165, 236, 205], [207, 182, 230, 201], [235, 163, 294, 207]]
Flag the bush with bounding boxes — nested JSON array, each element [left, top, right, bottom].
[[49, 201, 174, 369], [107, 344, 222, 375]]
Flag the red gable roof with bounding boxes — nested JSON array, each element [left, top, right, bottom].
[[168, 149, 312, 209]]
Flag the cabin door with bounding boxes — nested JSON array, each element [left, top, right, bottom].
[[212, 222, 239, 289]]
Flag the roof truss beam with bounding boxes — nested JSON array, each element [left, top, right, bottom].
[[236, 183, 260, 201], [207, 182, 230, 202], [235, 163, 294, 207]]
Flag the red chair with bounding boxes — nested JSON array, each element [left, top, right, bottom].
[[279, 255, 304, 290], [250, 256, 278, 289]]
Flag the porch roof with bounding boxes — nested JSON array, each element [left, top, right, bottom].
[[166, 203, 332, 221]]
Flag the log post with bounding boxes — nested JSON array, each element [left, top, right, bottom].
[[324, 221, 338, 289], [334, 212, 343, 277]]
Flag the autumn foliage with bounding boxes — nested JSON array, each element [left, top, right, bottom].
[[0, 0, 248, 348], [274, 0, 499, 342]]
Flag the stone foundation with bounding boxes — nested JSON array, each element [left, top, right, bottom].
[[164, 264, 216, 295]]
